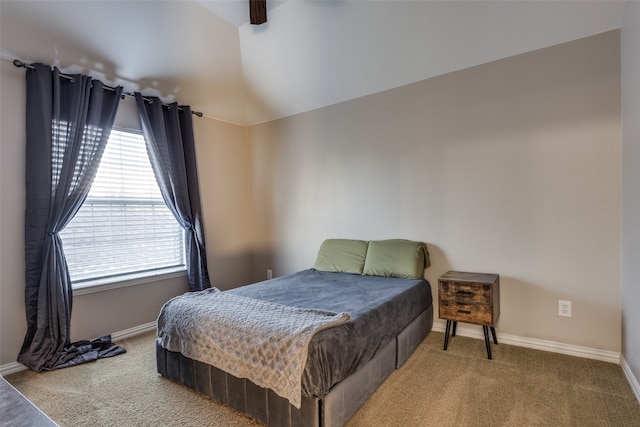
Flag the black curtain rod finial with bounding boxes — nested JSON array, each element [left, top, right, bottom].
[[13, 59, 34, 70]]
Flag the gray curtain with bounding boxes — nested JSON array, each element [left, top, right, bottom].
[[135, 93, 210, 291], [19, 64, 125, 372]]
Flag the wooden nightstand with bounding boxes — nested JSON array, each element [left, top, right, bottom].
[[438, 271, 500, 359]]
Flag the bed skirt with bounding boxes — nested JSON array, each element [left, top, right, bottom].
[[156, 305, 433, 427]]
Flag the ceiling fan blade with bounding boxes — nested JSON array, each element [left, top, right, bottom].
[[250, 0, 267, 25]]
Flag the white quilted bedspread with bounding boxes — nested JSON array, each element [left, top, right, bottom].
[[157, 288, 350, 408]]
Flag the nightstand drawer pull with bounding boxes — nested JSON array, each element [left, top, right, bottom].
[[457, 309, 472, 314], [456, 290, 473, 295]]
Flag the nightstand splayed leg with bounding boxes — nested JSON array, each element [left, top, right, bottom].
[[483, 326, 493, 360], [444, 320, 452, 350]]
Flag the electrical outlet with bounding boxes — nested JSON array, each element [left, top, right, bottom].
[[267, 269, 273, 280], [559, 300, 572, 317]]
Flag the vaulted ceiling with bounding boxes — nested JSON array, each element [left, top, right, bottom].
[[0, 1, 625, 126]]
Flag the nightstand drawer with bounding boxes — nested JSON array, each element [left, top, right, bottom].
[[439, 282, 492, 304], [439, 300, 493, 325]]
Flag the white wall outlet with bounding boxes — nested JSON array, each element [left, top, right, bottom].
[[267, 269, 273, 280], [559, 300, 572, 317]]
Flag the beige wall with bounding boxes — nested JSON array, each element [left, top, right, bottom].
[[622, 3, 640, 385], [0, 61, 251, 367], [0, 28, 625, 367], [249, 31, 622, 351], [193, 116, 254, 288], [0, 60, 28, 366]]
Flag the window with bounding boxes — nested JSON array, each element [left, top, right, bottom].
[[60, 129, 185, 287]]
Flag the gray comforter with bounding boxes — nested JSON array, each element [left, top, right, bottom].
[[157, 288, 350, 408], [228, 269, 432, 398]]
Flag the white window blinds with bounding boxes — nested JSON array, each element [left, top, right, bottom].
[[61, 129, 185, 284]]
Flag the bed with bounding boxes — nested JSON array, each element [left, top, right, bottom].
[[156, 239, 433, 427]]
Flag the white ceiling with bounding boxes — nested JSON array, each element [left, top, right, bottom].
[[0, 1, 625, 126]]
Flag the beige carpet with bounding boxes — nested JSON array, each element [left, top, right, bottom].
[[5, 331, 640, 427]]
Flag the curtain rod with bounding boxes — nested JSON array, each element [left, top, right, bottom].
[[12, 59, 203, 117]]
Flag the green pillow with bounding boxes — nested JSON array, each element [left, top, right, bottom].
[[313, 239, 369, 274], [362, 239, 430, 279]]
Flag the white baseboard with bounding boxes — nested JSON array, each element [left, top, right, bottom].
[[0, 322, 156, 377], [621, 355, 640, 404], [1, 320, 630, 388], [431, 320, 621, 364], [0, 361, 27, 376], [111, 321, 156, 341]]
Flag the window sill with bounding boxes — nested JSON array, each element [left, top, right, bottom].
[[72, 268, 187, 296]]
